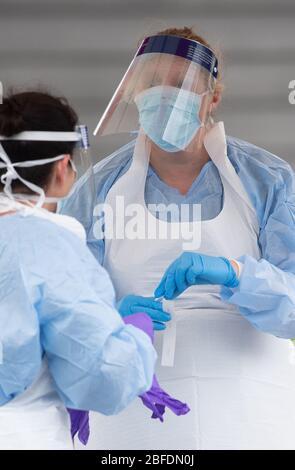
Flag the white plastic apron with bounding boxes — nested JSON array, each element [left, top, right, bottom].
[[85, 122, 295, 450], [0, 200, 86, 450]]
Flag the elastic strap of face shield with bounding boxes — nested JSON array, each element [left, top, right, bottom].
[[0, 126, 90, 149]]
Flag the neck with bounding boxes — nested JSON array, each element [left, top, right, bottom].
[[0, 187, 58, 213], [149, 140, 210, 195], [43, 201, 57, 212]]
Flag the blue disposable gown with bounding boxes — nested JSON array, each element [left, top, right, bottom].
[[60, 135, 295, 339], [0, 213, 156, 411]]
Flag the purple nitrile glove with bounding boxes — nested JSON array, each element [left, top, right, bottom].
[[68, 312, 190, 445], [124, 313, 190, 421], [124, 312, 155, 340], [67, 408, 90, 445], [140, 374, 190, 422]]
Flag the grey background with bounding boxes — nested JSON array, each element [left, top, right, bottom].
[[0, 0, 295, 166]]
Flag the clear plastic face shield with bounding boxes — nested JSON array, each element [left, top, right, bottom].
[[94, 34, 218, 156], [0, 125, 93, 209]]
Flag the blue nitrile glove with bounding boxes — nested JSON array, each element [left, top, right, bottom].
[[117, 294, 171, 331], [154, 252, 239, 300]]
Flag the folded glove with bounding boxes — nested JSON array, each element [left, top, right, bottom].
[[68, 312, 190, 445]]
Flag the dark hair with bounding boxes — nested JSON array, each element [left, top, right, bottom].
[[0, 90, 78, 192]]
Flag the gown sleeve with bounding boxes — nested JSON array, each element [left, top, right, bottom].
[[222, 158, 295, 339], [24, 220, 156, 414]]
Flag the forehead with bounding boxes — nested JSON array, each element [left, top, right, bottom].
[[138, 54, 212, 88], [123, 52, 214, 98], [143, 53, 194, 74], [138, 54, 211, 88]]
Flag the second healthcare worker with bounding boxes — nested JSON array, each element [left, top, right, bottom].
[[61, 27, 295, 449], [0, 91, 156, 450]]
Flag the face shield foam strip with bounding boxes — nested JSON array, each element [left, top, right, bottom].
[[136, 35, 219, 79]]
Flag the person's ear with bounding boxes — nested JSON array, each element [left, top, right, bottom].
[[54, 155, 71, 185], [209, 87, 222, 115]]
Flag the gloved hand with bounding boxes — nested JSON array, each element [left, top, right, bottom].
[[117, 294, 171, 330], [154, 252, 239, 300], [124, 313, 190, 421]]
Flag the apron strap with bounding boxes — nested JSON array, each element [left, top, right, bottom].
[[204, 122, 259, 235], [204, 123, 257, 216]]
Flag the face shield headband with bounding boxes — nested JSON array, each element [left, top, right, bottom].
[[135, 34, 218, 78]]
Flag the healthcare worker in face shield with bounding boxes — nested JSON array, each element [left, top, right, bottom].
[[60, 27, 295, 450], [0, 91, 156, 450]]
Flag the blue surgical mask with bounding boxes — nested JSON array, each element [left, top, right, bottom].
[[134, 85, 204, 152]]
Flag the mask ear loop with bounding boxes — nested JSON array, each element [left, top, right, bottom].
[[0, 144, 66, 209], [69, 158, 77, 174], [195, 79, 219, 151], [0, 144, 46, 207], [204, 72, 219, 130], [193, 90, 213, 152], [187, 61, 218, 149]]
